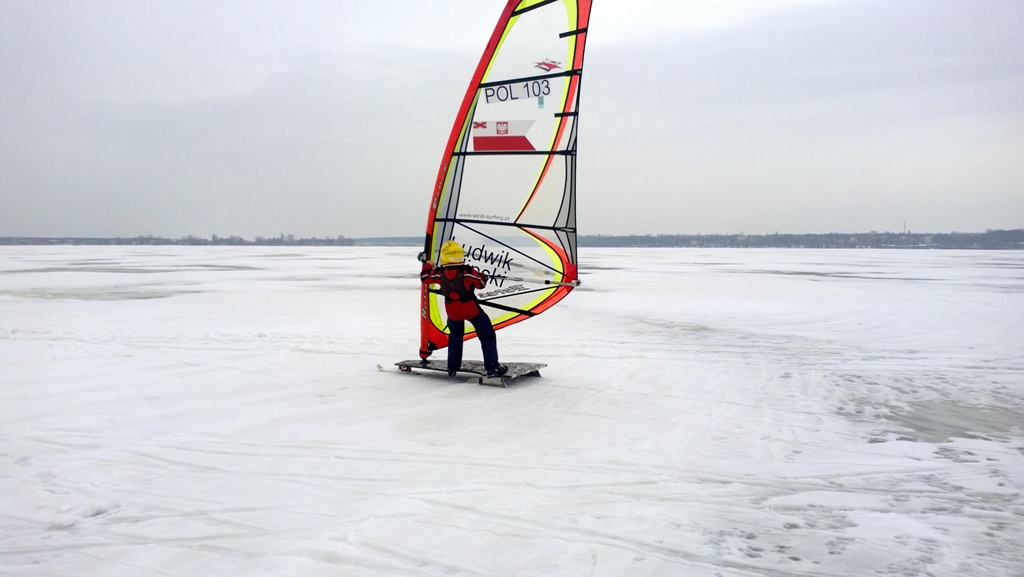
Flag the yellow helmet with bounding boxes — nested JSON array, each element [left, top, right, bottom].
[[439, 241, 465, 265]]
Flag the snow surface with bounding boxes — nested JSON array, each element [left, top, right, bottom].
[[2, 246, 1022, 577]]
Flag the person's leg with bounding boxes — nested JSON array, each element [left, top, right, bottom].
[[447, 320, 465, 376], [469, 310, 500, 372]]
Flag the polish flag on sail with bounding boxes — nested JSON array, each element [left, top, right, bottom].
[[471, 120, 536, 151]]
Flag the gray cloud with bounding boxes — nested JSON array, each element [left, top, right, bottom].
[[580, 0, 1024, 234], [2, 0, 1021, 238]]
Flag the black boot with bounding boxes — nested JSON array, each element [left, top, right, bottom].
[[448, 359, 461, 377], [486, 364, 508, 378]]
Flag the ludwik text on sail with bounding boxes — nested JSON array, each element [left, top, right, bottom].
[[458, 243, 514, 281]]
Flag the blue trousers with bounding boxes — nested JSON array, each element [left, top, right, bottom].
[[448, 309, 499, 371]]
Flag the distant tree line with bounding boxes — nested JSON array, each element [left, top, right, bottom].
[[2, 230, 1022, 249], [0, 234, 354, 246], [578, 229, 1024, 249]]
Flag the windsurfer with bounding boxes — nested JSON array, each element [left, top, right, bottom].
[[420, 241, 508, 378]]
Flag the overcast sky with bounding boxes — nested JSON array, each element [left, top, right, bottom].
[[2, 0, 1022, 238]]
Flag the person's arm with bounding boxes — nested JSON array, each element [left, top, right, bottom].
[[420, 262, 439, 285], [463, 266, 487, 290]]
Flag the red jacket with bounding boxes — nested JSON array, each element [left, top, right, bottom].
[[420, 263, 488, 321]]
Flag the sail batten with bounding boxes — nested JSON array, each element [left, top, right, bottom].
[[512, 0, 561, 16], [418, 0, 592, 358], [452, 150, 574, 157], [478, 69, 582, 88], [434, 217, 576, 233]]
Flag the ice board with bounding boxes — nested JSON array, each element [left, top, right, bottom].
[[393, 359, 546, 387]]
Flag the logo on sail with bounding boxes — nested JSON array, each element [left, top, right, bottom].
[[534, 59, 561, 72], [472, 120, 535, 151]]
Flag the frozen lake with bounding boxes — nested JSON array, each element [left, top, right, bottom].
[[2, 246, 1022, 576]]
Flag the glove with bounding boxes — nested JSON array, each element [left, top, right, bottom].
[[417, 251, 428, 263]]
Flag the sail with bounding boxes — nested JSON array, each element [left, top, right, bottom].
[[418, 0, 592, 359]]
